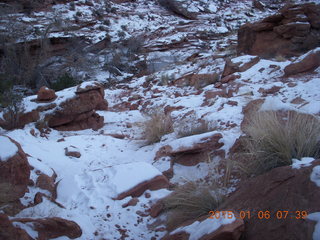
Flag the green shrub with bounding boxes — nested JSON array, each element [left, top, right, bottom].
[[243, 110, 320, 175], [50, 73, 78, 91], [163, 182, 224, 231]]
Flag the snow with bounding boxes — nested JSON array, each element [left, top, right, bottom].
[[310, 166, 320, 187], [1, 0, 319, 239], [0, 136, 18, 162], [171, 213, 236, 240], [168, 131, 220, 152], [308, 212, 320, 240], [259, 96, 294, 111], [13, 222, 38, 239], [107, 162, 163, 197], [291, 157, 315, 169], [207, 3, 218, 13]]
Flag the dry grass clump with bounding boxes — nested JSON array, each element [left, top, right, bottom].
[[163, 182, 224, 231], [142, 110, 173, 144], [243, 110, 320, 175]]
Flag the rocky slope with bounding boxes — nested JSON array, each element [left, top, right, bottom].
[[0, 0, 320, 240]]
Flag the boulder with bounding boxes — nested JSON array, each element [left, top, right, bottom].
[[36, 173, 57, 199], [155, 133, 224, 166], [190, 73, 219, 89], [37, 86, 57, 102], [284, 47, 320, 76], [1, 110, 40, 130], [0, 81, 107, 131], [162, 214, 244, 240], [221, 56, 260, 78], [13, 217, 82, 240], [47, 81, 108, 131], [237, 3, 320, 58], [219, 159, 320, 240], [0, 136, 30, 207], [0, 214, 32, 240], [116, 175, 169, 200]]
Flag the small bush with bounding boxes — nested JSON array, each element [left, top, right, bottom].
[[142, 110, 173, 144], [163, 182, 223, 231], [243, 110, 320, 175], [0, 88, 25, 130], [50, 73, 78, 91]]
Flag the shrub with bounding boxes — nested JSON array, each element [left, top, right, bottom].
[[0, 88, 25, 130], [243, 110, 320, 175], [163, 182, 224, 231], [50, 73, 78, 91], [142, 110, 173, 144]]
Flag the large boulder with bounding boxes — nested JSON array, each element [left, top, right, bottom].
[[155, 132, 224, 166], [37, 86, 57, 102], [0, 136, 30, 208], [238, 3, 320, 58], [284, 47, 320, 76], [46, 81, 108, 131], [12, 217, 82, 240], [219, 159, 320, 240], [0, 214, 32, 240], [0, 81, 108, 131], [110, 162, 169, 200], [162, 214, 244, 240]]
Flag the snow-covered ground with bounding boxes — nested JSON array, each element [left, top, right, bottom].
[[1, 0, 320, 239]]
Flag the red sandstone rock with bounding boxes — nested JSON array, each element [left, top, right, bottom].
[[237, 3, 320, 58], [149, 200, 165, 218], [116, 175, 169, 200], [190, 73, 219, 89], [162, 214, 244, 240], [222, 56, 260, 78], [122, 198, 139, 208], [47, 82, 107, 131], [37, 86, 57, 101], [0, 214, 32, 240], [0, 136, 30, 206], [219, 160, 320, 240], [13, 217, 82, 240], [220, 74, 240, 84], [155, 133, 224, 166], [36, 173, 57, 198], [284, 48, 320, 76]]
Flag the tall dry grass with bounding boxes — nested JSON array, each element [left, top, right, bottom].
[[142, 110, 173, 144], [163, 182, 224, 231], [243, 110, 320, 175]]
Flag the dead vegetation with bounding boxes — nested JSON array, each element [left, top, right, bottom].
[[141, 110, 174, 144], [163, 182, 224, 231], [241, 110, 320, 175]]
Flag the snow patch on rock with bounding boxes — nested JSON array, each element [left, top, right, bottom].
[[310, 166, 320, 187], [291, 157, 315, 169], [0, 136, 18, 162], [171, 213, 236, 240], [307, 212, 320, 240]]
